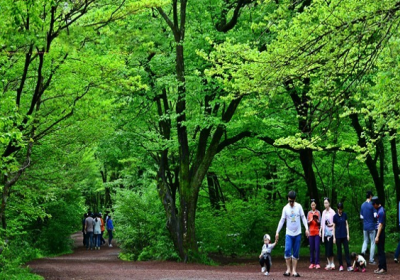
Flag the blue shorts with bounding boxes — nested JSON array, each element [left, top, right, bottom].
[[285, 234, 302, 260]]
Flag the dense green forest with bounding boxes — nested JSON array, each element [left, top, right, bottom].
[[1, 0, 400, 277]]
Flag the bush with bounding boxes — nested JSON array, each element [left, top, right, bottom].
[[0, 231, 43, 280], [33, 189, 85, 255], [196, 192, 279, 256], [113, 186, 179, 261]]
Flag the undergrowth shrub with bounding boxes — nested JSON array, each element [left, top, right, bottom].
[[114, 186, 178, 261], [196, 192, 279, 256]]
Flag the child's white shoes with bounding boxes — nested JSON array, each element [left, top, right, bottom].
[[261, 267, 266, 273], [264, 272, 269, 276]]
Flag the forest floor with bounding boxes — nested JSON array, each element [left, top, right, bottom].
[[27, 232, 400, 280]]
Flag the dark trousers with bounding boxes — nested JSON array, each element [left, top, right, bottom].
[[395, 237, 400, 259], [354, 261, 366, 269], [336, 237, 351, 267], [309, 235, 320, 264], [259, 254, 271, 272], [324, 236, 334, 257], [377, 230, 387, 271], [108, 229, 113, 245], [86, 232, 94, 249], [101, 231, 106, 245], [82, 231, 86, 246]]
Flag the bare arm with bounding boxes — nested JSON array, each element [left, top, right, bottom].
[[276, 208, 286, 240], [332, 222, 336, 243], [375, 223, 383, 243]]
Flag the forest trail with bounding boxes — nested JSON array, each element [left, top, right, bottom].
[[27, 233, 400, 280]]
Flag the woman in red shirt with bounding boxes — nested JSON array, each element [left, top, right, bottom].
[[308, 199, 321, 269]]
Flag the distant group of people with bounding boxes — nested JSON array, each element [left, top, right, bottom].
[[259, 190, 393, 277], [82, 212, 115, 250]]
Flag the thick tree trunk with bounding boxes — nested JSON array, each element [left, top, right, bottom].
[[299, 149, 320, 207], [157, 180, 185, 259], [179, 191, 198, 262], [390, 129, 400, 228]]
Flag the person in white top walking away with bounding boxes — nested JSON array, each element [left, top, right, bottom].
[[276, 191, 309, 277], [259, 234, 277, 276]]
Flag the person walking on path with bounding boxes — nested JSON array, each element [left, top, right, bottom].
[[93, 213, 102, 250], [307, 199, 321, 269], [372, 197, 387, 274], [107, 215, 115, 247], [333, 202, 352, 272], [360, 190, 377, 264], [99, 212, 106, 246], [320, 197, 336, 270], [275, 191, 309, 277], [85, 213, 95, 250], [82, 213, 88, 247]]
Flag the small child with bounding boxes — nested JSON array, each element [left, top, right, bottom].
[[351, 252, 367, 272], [259, 234, 277, 276]]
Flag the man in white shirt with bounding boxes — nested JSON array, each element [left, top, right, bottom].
[[276, 191, 309, 277]]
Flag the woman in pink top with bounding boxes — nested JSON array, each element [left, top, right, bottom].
[[320, 197, 336, 270]]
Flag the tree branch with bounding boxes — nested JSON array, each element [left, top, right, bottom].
[[157, 7, 178, 36], [216, 131, 253, 153]]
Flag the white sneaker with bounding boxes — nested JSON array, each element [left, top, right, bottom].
[[264, 272, 269, 276], [109, 244, 113, 247], [262, 267, 266, 273]]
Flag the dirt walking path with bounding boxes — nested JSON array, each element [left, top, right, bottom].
[[27, 233, 400, 279]]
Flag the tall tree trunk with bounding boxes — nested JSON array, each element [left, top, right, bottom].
[[299, 149, 320, 207], [0, 182, 10, 230], [156, 0, 249, 261], [157, 180, 185, 259], [390, 129, 400, 228], [287, 78, 320, 206], [0, 139, 34, 231], [350, 113, 386, 206]]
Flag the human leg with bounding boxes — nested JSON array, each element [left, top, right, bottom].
[[85, 233, 89, 249], [284, 235, 293, 274], [394, 236, 400, 259], [291, 234, 301, 275], [101, 231, 106, 245], [93, 234, 97, 248], [336, 238, 343, 267], [108, 229, 113, 246], [266, 255, 271, 273], [285, 258, 292, 275], [368, 230, 376, 263], [377, 231, 387, 271], [259, 256, 267, 272], [361, 230, 368, 255], [309, 235, 315, 264], [343, 238, 351, 267], [88, 232, 94, 249], [315, 235, 321, 265], [325, 237, 334, 269]]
